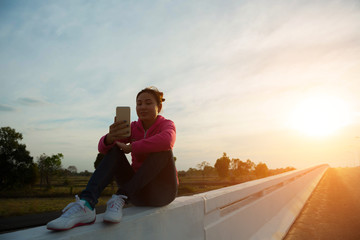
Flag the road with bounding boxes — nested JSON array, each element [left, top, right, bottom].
[[284, 167, 360, 240]]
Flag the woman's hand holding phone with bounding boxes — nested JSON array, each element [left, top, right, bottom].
[[116, 142, 132, 154], [105, 118, 130, 145]]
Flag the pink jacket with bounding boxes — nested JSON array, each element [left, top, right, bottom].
[[98, 115, 176, 172]]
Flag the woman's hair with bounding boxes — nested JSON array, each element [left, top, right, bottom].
[[136, 86, 165, 107]]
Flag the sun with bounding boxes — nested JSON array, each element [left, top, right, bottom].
[[290, 94, 352, 137]]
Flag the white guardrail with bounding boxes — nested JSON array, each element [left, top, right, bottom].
[[1, 164, 328, 240]]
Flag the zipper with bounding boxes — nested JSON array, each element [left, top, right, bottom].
[[144, 130, 148, 138]]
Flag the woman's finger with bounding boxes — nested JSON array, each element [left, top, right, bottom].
[[113, 129, 130, 138], [110, 121, 128, 132]]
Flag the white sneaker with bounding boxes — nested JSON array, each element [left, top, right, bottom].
[[47, 195, 96, 231], [103, 194, 127, 223]]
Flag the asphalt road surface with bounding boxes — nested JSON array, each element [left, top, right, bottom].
[[285, 167, 360, 240]]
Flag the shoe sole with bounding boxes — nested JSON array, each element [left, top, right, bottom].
[[103, 219, 121, 224], [47, 218, 96, 231]]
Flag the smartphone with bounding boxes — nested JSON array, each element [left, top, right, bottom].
[[116, 106, 131, 137]]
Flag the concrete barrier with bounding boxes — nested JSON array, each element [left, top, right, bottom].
[[0, 164, 328, 240], [202, 164, 328, 240]]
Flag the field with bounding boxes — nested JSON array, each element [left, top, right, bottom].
[[0, 174, 253, 218]]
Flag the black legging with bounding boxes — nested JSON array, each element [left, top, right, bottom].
[[80, 147, 178, 208]]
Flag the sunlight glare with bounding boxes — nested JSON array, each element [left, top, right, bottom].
[[290, 95, 352, 137]]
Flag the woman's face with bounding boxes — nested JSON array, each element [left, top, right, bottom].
[[136, 92, 160, 123]]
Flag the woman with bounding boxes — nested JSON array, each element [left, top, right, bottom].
[[47, 87, 178, 231]]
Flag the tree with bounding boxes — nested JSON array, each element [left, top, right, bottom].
[[197, 161, 210, 170], [37, 153, 63, 187], [230, 158, 239, 171], [78, 170, 92, 176], [254, 162, 269, 178], [203, 165, 215, 177], [197, 161, 210, 178], [67, 165, 78, 175], [0, 126, 37, 189], [186, 167, 200, 176], [246, 159, 255, 172], [214, 152, 230, 178], [231, 158, 256, 176]]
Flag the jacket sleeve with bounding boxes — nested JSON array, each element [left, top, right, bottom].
[[98, 134, 130, 154], [98, 135, 114, 154], [131, 120, 176, 154]]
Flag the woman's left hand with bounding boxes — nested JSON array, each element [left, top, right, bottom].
[[116, 142, 132, 154]]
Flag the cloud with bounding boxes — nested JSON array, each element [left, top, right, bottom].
[[17, 97, 46, 106], [0, 104, 15, 112], [37, 117, 75, 125], [1, 0, 360, 171]]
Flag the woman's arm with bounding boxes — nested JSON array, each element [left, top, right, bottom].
[[98, 119, 131, 154]]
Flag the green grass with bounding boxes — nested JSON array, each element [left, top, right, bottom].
[[0, 197, 110, 217]]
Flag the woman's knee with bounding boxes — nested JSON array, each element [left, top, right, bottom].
[[145, 150, 175, 169], [107, 146, 125, 157], [94, 147, 127, 176]]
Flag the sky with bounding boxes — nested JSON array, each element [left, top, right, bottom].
[[1, 0, 360, 172]]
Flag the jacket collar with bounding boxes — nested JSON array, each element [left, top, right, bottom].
[[136, 115, 164, 132]]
